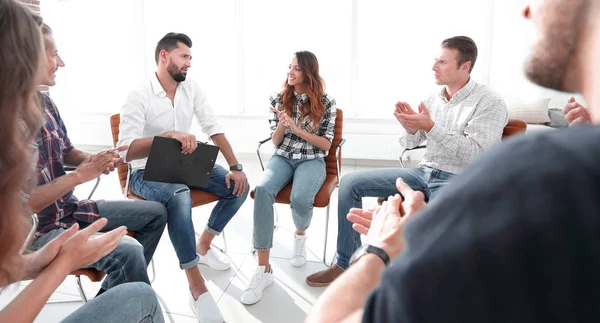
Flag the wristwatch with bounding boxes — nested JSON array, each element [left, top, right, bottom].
[[349, 244, 390, 267], [229, 164, 243, 171]]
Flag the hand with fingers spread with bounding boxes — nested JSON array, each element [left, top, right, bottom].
[[55, 218, 127, 272], [22, 224, 79, 280], [166, 131, 197, 154], [394, 101, 435, 133], [394, 101, 419, 134], [563, 97, 591, 126], [347, 178, 426, 259], [225, 169, 249, 197]]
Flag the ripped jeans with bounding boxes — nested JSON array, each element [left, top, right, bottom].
[[129, 165, 248, 270]]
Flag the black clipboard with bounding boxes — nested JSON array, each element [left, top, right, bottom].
[[143, 136, 220, 188]]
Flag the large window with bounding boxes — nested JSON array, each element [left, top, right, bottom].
[[356, 0, 493, 117], [42, 0, 573, 119], [241, 0, 352, 115], [41, 0, 146, 117]]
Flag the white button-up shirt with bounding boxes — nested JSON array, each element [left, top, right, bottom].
[[118, 73, 224, 171], [399, 78, 508, 174]]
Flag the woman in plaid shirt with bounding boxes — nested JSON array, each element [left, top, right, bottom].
[[241, 51, 337, 305]]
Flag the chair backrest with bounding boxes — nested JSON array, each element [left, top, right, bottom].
[[325, 109, 343, 179], [110, 113, 128, 194], [502, 119, 527, 138]]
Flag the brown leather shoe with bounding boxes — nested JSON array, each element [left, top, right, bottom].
[[306, 264, 345, 287]]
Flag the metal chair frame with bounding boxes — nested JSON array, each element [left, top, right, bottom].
[[254, 136, 346, 267]]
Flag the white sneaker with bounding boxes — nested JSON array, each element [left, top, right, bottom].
[[240, 265, 274, 305], [290, 233, 307, 267], [197, 248, 231, 271], [188, 291, 224, 323]]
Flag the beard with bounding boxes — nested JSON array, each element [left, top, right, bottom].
[[524, 1, 587, 93], [167, 61, 187, 82], [524, 37, 575, 92]]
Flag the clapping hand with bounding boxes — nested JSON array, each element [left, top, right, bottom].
[[347, 178, 426, 260]]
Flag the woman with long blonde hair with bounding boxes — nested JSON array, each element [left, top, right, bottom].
[[242, 51, 337, 305], [0, 1, 163, 321]]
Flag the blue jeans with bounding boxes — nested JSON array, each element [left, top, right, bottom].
[[31, 200, 166, 290], [253, 155, 326, 250], [130, 164, 248, 269], [96, 200, 167, 266], [62, 282, 164, 323], [336, 166, 454, 269], [32, 230, 150, 290]]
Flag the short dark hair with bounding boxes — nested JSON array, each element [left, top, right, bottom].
[[154, 32, 192, 65], [441, 36, 478, 73]]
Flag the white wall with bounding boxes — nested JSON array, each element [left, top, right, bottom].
[[40, 0, 583, 161]]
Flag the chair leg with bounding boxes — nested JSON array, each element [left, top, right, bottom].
[[207, 230, 227, 254], [149, 259, 156, 284], [87, 176, 101, 200], [220, 230, 228, 254], [75, 275, 89, 304], [323, 204, 336, 267], [274, 207, 280, 227]]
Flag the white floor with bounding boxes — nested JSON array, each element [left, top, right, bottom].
[[0, 156, 398, 323]]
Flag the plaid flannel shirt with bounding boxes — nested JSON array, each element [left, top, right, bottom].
[[269, 92, 336, 159], [34, 93, 99, 236], [399, 78, 508, 174]]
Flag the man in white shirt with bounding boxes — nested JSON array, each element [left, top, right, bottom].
[[306, 36, 508, 287], [119, 32, 249, 322]]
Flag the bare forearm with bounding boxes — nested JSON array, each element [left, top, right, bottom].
[[306, 254, 384, 323], [63, 148, 91, 167], [0, 260, 71, 323], [28, 172, 82, 213], [294, 128, 331, 151], [125, 131, 174, 161], [211, 134, 238, 166], [272, 124, 286, 147], [125, 137, 154, 161]]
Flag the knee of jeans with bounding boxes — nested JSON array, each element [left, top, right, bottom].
[[240, 186, 250, 199], [339, 173, 360, 196], [254, 184, 276, 200], [290, 194, 314, 213], [114, 236, 145, 261], [129, 282, 156, 301], [149, 202, 168, 225], [167, 187, 192, 209]]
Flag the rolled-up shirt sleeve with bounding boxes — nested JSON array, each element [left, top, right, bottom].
[[317, 96, 337, 142], [118, 91, 147, 161], [192, 81, 224, 137], [269, 92, 281, 134]]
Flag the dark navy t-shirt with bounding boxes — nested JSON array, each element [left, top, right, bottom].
[[363, 125, 600, 323]]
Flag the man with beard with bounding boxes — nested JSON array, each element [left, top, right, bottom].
[[119, 32, 248, 322], [306, 0, 600, 322], [29, 22, 167, 298]]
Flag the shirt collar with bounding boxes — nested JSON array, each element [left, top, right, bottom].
[[294, 91, 308, 104], [151, 72, 167, 97], [439, 77, 476, 103]]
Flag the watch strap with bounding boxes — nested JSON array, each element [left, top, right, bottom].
[[365, 245, 390, 266]]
